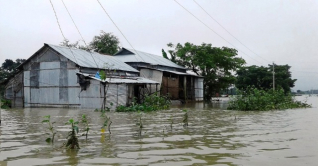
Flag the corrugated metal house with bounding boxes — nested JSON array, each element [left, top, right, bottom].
[[4, 44, 158, 109], [113, 48, 204, 101]]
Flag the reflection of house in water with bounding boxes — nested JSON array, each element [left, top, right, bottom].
[[113, 48, 204, 102], [4, 44, 203, 109]]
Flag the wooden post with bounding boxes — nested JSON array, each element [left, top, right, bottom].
[[191, 76, 194, 100], [156, 84, 158, 93], [184, 76, 187, 102]]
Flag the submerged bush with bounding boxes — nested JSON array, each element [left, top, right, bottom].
[[227, 87, 311, 111], [116, 93, 171, 112], [1, 99, 11, 109]]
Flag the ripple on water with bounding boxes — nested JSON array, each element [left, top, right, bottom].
[[1, 96, 318, 165]]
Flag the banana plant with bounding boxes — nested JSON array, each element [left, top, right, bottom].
[[81, 114, 89, 141], [42, 115, 56, 143], [65, 118, 80, 149]]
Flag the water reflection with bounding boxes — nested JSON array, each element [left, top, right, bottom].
[[0, 96, 317, 165]]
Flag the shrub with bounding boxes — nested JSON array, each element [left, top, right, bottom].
[[1, 99, 11, 109], [227, 87, 310, 111], [116, 93, 171, 112]]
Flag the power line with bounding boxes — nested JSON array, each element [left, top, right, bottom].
[[61, 0, 99, 69], [49, 0, 79, 65], [193, 0, 270, 63], [174, 0, 264, 65], [96, 0, 145, 62]]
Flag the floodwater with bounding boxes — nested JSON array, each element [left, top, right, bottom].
[[0, 96, 317, 166]]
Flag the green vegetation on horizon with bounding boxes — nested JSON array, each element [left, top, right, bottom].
[[235, 65, 296, 93], [227, 87, 310, 111]]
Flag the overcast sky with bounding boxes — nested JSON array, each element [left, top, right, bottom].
[[1, 0, 317, 91]]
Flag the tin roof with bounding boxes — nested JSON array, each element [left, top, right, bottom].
[[47, 44, 139, 73], [113, 48, 186, 70], [77, 72, 158, 84]]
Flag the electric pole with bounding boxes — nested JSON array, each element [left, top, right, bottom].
[[272, 62, 275, 90]]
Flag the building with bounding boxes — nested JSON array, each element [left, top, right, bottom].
[[4, 44, 158, 109], [113, 48, 204, 102]]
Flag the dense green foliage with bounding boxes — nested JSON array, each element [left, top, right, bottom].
[[116, 93, 171, 112], [60, 31, 120, 55], [0, 99, 11, 109], [163, 42, 245, 100], [227, 87, 310, 111], [236, 64, 296, 93], [89, 31, 120, 55]]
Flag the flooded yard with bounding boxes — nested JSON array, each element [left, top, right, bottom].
[[1, 96, 318, 166]]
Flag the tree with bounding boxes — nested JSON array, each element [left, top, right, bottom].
[[0, 58, 26, 95], [163, 42, 246, 100], [60, 31, 120, 55], [235, 64, 296, 93], [89, 31, 120, 55], [60, 39, 89, 51]]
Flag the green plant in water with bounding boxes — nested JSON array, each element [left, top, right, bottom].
[[65, 118, 80, 149], [137, 111, 143, 136], [42, 115, 56, 143], [81, 114, 89, 141], [100, 105, 112, 134], [227, 86, 311, 111], [182, 109, 188, 127], [169, 115, 173, 129]]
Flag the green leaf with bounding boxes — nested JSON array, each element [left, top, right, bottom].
[[45, 138, 51, 143], [69, 119, 74, 123], [42, 120, 49, 123], [74, 126, 79, 133]]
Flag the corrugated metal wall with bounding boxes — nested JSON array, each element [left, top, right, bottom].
[[194, 77, 204, 101], [79, 79, 128, 109], [4, 71, 24, 107], [140, 68, 162, 94], [23, 48, 81, 108]]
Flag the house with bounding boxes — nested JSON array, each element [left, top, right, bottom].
[[4, 44, 158, 109], [113, 48, 204, 102]]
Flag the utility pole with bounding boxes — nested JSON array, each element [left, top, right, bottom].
[[272, 62, 275, 90]]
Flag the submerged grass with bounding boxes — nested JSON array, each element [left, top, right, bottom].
[[227, 87, 311, 111]]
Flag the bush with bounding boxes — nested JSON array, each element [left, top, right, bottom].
[[116, 93, 171, 112], [227, 87, 310, 111], [1, 99, 11, 109]]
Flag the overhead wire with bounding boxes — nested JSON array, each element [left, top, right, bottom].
[[96, 0, 146, 62], [49, 0, 79, 65], [193, 0, 270, 63], [173, 0, 265, 65], [61, 0, 100, 69]]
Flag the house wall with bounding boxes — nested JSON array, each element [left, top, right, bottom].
[[79, 79, 129, 109], [194, 77, 204, 101], [4, 71, 24, 107], [161, 72, 179, 99], [140, 68, 162, 94], [23, 47, 81, 108]]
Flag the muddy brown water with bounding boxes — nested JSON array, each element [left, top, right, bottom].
[[0, 96, 317, 166]]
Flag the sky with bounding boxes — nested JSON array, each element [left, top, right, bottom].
[[1, 0, 317, 91]]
